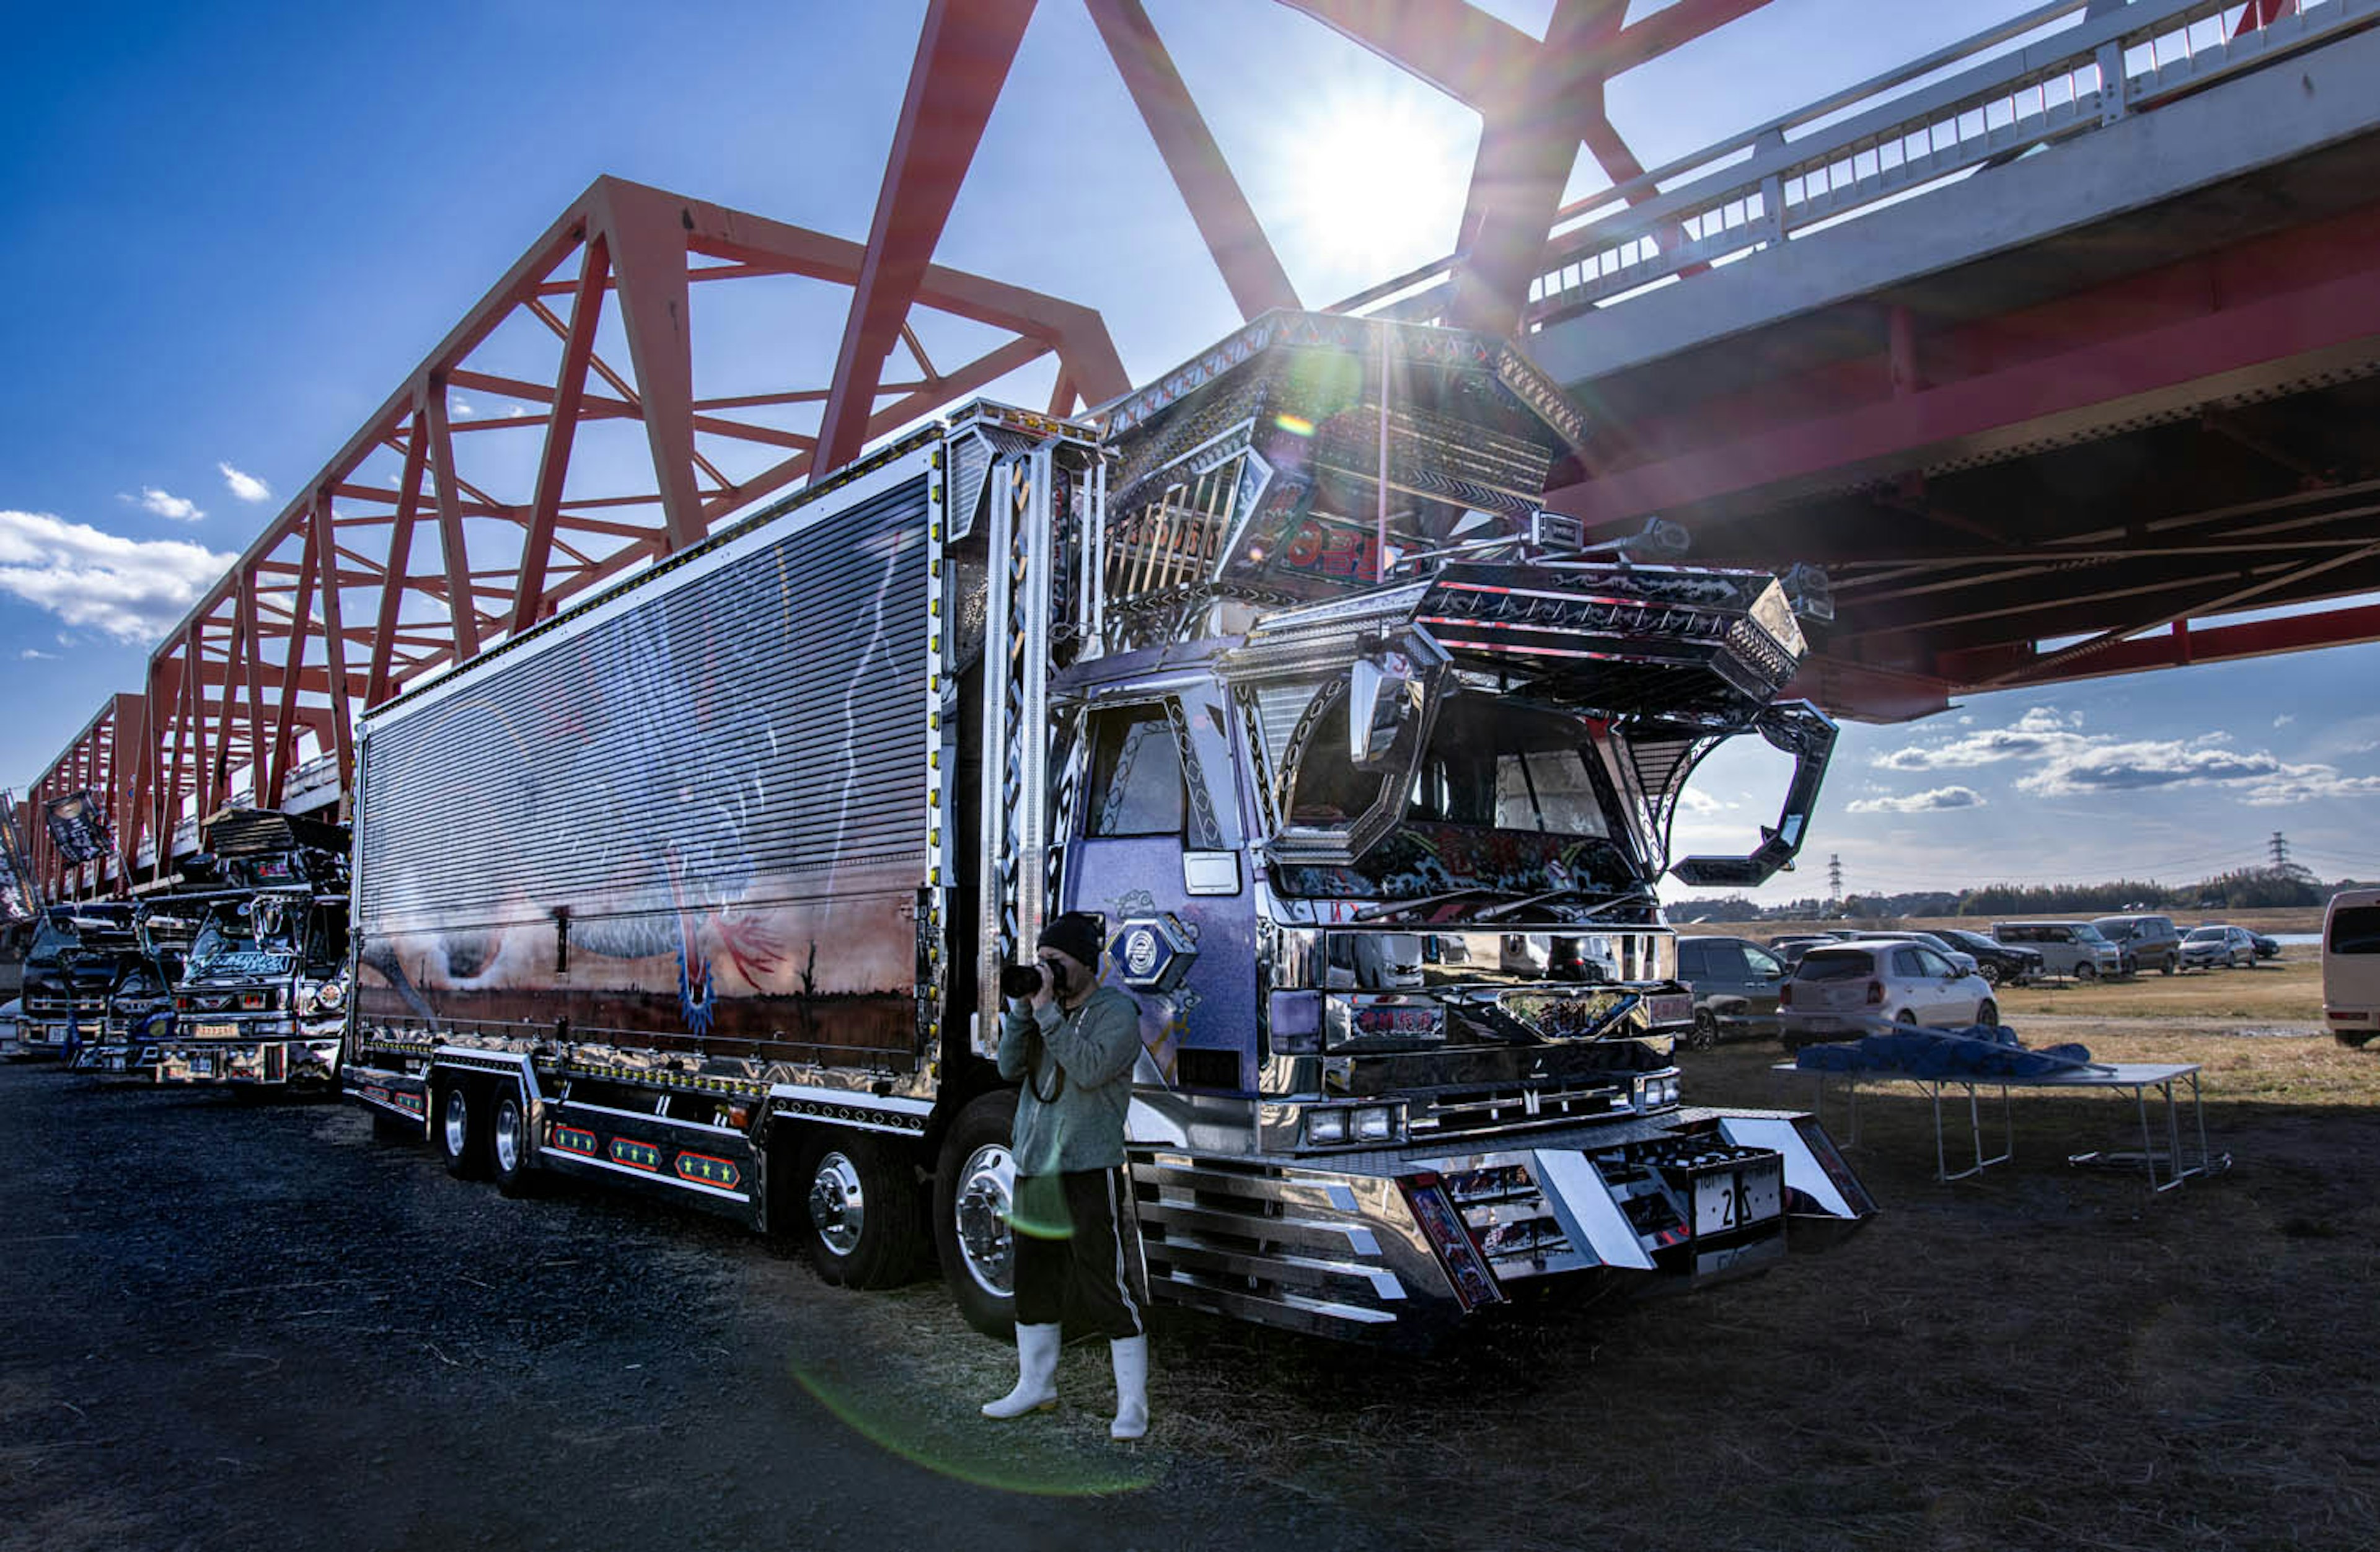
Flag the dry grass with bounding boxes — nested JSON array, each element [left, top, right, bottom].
[[1994, 954, 2324, 1023]]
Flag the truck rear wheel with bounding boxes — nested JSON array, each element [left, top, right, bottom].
[[438, 1080, 489, 1181], [791, 1131, 924, 1289], [490, 1088, 538, 1198], [933, 1090, 1020, 1340]]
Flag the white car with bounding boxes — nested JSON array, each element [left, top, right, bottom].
[[0, 997, 19, 1057], [2182, 925, 2258, 969], [1843, 930, 1980, 976], [1778, 940, 1999, 1049]]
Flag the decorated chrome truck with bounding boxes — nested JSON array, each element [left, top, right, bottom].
[[343, 312, 1870, 1346], [154, 810, 353, 1088]]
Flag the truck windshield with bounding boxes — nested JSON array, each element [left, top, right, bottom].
[[190, 899, 300, 972], [1275, 692, 1643, 904]]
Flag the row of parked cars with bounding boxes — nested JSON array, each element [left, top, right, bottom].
[[1678, 915, 2282, 1049]]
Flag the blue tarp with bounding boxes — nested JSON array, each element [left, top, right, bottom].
[[1795, 1025, 2096, 1079]]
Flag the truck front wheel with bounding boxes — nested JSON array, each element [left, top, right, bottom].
[[437, 1080, 489, 1181], [933, 1090, 1020, 1340], [791, 1131, 925, 1289]]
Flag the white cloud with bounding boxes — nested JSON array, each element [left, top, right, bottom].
[[2273, 713, 2295, 729], [1887, 709, 2380, 806], [2017, 738, 2283, 797], [218, 462, 271, 503], [1678, 788, 1727, 814], [0, 509, 236, 642], [452, 397, 478, 419], [19, 647, 58, 660], [2238, 769, 2380, 806], [134, 487, 205, 522], [1846, 785, 1985, 814]]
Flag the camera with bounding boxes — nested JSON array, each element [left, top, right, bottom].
[[1000, 961, 1051, 1001]]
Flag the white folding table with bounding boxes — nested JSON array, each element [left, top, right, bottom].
[[1776, 1059, 2228, 1190]]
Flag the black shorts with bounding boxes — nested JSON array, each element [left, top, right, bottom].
[[1010, 1168, 1144, 1340]]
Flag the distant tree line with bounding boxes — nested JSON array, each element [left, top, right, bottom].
[[1670, 867, 2372, 922]]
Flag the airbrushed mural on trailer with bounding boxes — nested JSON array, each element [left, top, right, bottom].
[[354, 484, 933, 1068]]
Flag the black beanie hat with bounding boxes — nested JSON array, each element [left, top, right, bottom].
[[1038, 911, 1104, 969]]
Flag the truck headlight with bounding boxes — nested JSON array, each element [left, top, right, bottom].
[[315, 980, 345, 1010], [1352, 1104, 1400, 1143], [1305, 1108, 1349, 1146]]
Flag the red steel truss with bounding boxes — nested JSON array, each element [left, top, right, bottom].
[[30, 0, 1764, 895], [25, 173, 1126, 894]]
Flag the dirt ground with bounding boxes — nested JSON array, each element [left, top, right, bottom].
[[6, 979, 2378, 1551]]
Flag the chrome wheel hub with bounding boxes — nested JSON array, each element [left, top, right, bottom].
[[807, 1151, 866, 1258], [953, 1142, 1016, 1298], [442, 1088, 470, 1159], [493, 1100, 521, 1173]]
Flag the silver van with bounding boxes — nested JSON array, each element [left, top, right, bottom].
[[1992, 920, 2125, 981]]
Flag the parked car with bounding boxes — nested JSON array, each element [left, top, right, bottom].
[[1778, 940, 1999, 1050], [1676, 935, 1789, 1047], [1933, 927, 2044, 987], [0, 997, 19, 1057], [1841, 930, 1979, 976], [1765, 934, 1842, 968], [1992, 920, 2125, 981], [2092, 914, 2184, 976], [2182, 924, 2259, 969], [2249, 931, 2281, 961]]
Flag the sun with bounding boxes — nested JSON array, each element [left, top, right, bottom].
[[1277, 82, 1472, 291]]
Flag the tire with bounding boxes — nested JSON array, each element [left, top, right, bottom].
[[2119, 955, 2137, 977], [1977, 999, 1999, 1028], [1978, 963, 2004, 987], [933, 1090, 1022, 1339], [1687, 1009, 1721, 1051], [2158, 955, 2175, 976], [490, 1088, 538, 1199], [437, 1080, 489, 1181], [1894, 1009, 1918, 1025], [791, 1130, 925, 1290], [2074, 963, 2099, 983]]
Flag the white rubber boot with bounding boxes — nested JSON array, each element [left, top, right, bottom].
[[981, 1323, 1060, 1419], [1108, 1334, 1149, 1440]]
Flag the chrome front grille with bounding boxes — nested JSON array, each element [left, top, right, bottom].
[[1409, 1077, 1629, 1139], [1440, 1162, 1590, 1279]]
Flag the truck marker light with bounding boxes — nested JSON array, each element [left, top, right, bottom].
[[551, 1125, 599, 1157], [610, 1139, 663, 1172], [676, 1153, 741, 1188]]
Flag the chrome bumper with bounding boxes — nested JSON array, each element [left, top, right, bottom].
[[1129, 1107, 1872, 1346]]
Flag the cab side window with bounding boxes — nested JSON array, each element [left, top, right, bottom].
[[1086, 705, 1186, 838]]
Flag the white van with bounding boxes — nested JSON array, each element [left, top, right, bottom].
[[2325, 889, 2380, 1046]]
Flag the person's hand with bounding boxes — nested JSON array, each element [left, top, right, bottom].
[[1029, 956, 1059, 1013]]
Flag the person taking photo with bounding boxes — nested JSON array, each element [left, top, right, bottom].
[[979, 910, 1150, 1440]]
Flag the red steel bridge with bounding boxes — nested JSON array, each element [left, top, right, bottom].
[[16, 0, 2380, 901]]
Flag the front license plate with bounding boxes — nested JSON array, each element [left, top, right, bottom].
[[190, 1023, 237, 1039]]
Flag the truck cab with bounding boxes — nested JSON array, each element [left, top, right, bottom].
[[161, 889, 350, 1086], [17, 902, 138, 1059]]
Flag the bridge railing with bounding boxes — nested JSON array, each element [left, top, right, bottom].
[[1520, 0, 2379, 325]]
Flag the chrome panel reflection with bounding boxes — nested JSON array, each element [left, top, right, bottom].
[[1273, 925, 1673, 989]]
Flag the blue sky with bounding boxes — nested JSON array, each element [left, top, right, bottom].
[[4, 0, 2376, 894]]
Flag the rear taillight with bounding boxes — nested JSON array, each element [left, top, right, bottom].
[[240, 992, 267, 1010], [1778, 983, 1793, 1007], [1866, 980, 1884, 1005]]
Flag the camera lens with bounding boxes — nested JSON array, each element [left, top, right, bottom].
[[999, 963, 1044, 1000]]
